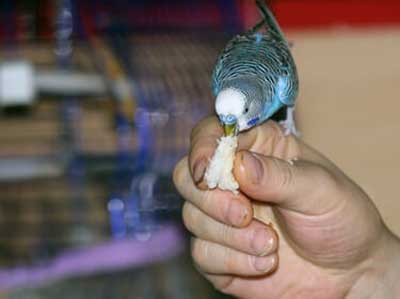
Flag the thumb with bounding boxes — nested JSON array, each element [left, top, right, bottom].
[[234, 151, 341, 215]]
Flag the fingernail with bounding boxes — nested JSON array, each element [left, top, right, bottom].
[[251, 228, 274, 256], [253, 255, 276, 273], [242, 152, 263, 184], [227, 201, 249, 227], [193, 158, 207, 184]]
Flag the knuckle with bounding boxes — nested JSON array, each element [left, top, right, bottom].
[[280, 161, 295, 189], [182, 203, 196, 233], [190, 238, 200, 261], [199, 190, 213, 212], [261, 158, 274, 187], [224, 248, 238, 273], [269, 158, 295, 190], [219, 223, 233, 245], [191, 239, 208, 268], [248, 255, 257, 272], [261, 157, 296, 199], [172, 157, 188, 188]]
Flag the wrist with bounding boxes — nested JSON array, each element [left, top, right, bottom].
[[347, 229, 400, 299]]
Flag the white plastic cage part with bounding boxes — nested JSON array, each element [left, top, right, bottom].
[[0, 61, 35, 107]]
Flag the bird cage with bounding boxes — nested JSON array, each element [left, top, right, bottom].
[[0, 0, 244, 293]]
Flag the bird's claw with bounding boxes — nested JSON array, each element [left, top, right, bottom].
[[279, 119, 300, 137]]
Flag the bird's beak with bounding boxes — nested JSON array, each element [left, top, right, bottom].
[[219, 114, 238, 136], [223, 122, 237, 136]]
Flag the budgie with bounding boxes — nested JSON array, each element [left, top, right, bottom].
[[212, 0, 299, 136], [205, 0, 299, 193]]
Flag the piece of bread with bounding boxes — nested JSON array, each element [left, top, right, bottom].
[[205, 136, 273, 225], [205, 136, 239, 194]]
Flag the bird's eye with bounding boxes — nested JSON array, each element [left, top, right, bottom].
[[244, 108, 249, 114]]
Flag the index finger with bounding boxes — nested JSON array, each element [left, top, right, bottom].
[[189, 117, 223, 187], [174, 157, 253, 228]]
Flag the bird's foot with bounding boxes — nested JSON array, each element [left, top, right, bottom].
[[279, 118, 300, 137], [280, 106, 301, 137]]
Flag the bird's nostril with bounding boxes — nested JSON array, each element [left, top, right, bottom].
[[219, 114, 237, 128], [224, 114, 237, 125]]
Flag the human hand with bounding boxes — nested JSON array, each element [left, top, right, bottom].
[[173, 116, 400, 299]]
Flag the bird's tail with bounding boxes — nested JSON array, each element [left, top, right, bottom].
[[250, 0, 286, 40]]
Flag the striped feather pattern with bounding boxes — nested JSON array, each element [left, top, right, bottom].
[[211, 8, 299, 128], [213, 32, 298, 105]]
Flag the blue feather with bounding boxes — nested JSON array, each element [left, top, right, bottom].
[[212, 0, 298, 132]]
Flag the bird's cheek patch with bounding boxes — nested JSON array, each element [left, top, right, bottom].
[[247, 117, 260, 127]]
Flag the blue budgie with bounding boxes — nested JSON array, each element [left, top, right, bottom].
[[212, 0, 299, 136]]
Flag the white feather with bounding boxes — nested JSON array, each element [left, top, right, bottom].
[[215, 88, 245, 118]]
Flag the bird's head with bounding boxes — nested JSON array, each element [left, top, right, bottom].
[[216, 88, 244, 136], [216, 83, 263, 135]]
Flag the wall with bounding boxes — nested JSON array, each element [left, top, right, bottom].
[[290, 27, 400, 235]]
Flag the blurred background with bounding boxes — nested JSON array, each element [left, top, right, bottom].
[[0, 0, 399, 298]]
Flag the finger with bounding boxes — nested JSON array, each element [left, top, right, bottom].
[[238, 120, 298, 159], [189, 116, 341, 189], [189, 116, 222, 186], [183, 202, 278, 256], [238, 120, 341, 172], [234, 151, 341, 215], [189, 118, 300, 189], [174, 158, 253, 227], [191, 238, 278, 276]]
